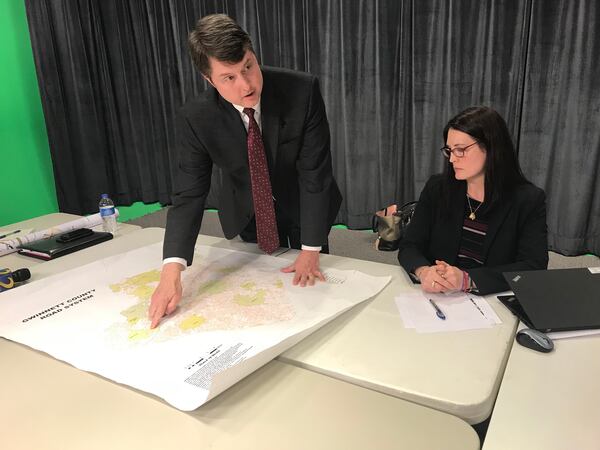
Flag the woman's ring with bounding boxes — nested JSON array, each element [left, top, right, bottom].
[[432, 281, 435, 288]]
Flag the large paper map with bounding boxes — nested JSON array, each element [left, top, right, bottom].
[[0, 242, 389, 410], [106, 257, 295, 344]]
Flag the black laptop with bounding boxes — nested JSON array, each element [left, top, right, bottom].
[[500, 267, 600, 332]]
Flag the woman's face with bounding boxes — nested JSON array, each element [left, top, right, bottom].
[[446, 128, 487, 183]]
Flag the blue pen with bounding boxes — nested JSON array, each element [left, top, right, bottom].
[[429, 298, 446, 320]]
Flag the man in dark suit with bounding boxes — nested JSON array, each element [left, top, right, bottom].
[[149, 14, 341, 328]]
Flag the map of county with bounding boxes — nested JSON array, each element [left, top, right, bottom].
[[106, 253, 294, 344], [0, 242, 391, 411]]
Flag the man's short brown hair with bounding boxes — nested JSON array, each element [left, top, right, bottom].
[[188, 14, 254, 77]]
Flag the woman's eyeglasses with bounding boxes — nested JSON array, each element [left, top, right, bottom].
[[440, 141, 478, 158]]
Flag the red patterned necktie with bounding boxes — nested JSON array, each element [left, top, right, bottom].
[[243, 107, 279, 254]]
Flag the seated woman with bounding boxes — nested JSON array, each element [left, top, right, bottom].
[[398, 106, 548, 295]]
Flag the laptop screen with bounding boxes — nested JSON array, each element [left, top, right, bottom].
[[497, 294, 534, 329], [502, 268, 600, 332]]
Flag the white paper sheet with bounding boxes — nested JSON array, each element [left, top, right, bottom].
[[547, 329, 600, 340], [0, 242, 390, 410], [395, 291, 501, 333]]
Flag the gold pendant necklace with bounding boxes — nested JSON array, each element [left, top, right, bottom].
[[466, 194, 483, 220]]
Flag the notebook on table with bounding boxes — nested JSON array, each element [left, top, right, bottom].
[[18, 228, 113, 261], [500, 267, 600, 332]]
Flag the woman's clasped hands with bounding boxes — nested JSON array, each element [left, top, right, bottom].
[[415, 260, 466, 293]]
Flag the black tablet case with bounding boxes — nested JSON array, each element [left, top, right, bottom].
[[19, 230, 113, 260]]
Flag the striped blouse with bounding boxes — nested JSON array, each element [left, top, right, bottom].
[[457, 197, 488, 269]]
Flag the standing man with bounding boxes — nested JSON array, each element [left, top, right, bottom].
[[149, 14, 341, 328]]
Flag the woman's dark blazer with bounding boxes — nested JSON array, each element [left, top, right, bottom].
[[398, 174, 548, 295]]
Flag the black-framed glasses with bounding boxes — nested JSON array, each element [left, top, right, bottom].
[[440, 141, 478, 158]]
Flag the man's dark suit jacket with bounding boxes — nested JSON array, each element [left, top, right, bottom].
[[164, 66, 342, 265], [398, 175, 548, 295]]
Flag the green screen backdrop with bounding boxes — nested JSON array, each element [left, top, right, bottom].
[[0, 0, 57, 227], [0, 1, 162, 228]]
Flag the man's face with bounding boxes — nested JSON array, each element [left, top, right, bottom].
[[206, 50, 263, 107]]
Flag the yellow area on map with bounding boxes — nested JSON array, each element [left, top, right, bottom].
[[234, 289, 267, 306], [109, 269, 163, 333], [179, 314, 206, 330], [110, 270, 160, 300], [121, 301, 148, 325], [128, 328, 155, 341], [198, 279, 228, 296], [106, 261, 293, 345]]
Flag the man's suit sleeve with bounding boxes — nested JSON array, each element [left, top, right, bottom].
[[163, 110, 213, 266], [467, 188, 549, 295], [296, 77, 339, 246]]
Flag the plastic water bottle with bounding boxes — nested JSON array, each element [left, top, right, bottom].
[[99, 193, 118, 234]]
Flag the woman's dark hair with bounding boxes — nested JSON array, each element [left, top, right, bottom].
[[442, 106, 529, 209], [188, 14, 254, 77]]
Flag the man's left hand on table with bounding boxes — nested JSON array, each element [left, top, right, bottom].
[[281, 249, 325, 287]]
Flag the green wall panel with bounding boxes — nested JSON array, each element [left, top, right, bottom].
[[117, 202, 163, 223], [0, 2, 165, 227], [0, 0, 58, 227]]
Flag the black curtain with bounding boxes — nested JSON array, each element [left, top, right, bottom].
[[25, 0, 600, 255]]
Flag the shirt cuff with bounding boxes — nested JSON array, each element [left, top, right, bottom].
[[163, 257, 187, 270], [301, 245, 322, 252]]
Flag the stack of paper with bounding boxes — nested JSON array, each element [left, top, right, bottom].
[[547, 329, 600, 340], [395, 291, 501, 333]]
